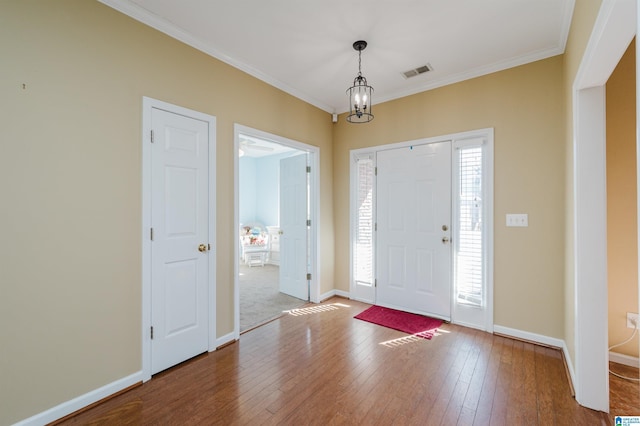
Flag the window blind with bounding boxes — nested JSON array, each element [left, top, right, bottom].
[[456, 146, 483, 307], [354, 157, 374, 285]]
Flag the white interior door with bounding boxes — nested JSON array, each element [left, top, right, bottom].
[[376, 142, 452, 319], [279, 154, 309, 300], [151, 108, 209, 374]]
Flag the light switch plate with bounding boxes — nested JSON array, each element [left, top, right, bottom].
[[506, 214, 528, 227]]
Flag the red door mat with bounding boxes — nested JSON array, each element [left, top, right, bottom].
[[354, 305, 443, 339]]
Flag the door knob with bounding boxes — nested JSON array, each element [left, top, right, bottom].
[[198, 244, 208, 252], [442, 237, 450, 244]]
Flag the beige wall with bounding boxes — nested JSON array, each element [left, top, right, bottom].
[[606, 39, 638, 358], [0, 1, 333, 424], [333, 56, 566, 337], [561, 0, 603, 366], [1, 0, 615, 423]]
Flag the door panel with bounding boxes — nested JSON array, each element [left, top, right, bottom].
[[151, 108, 209, 374], [377, 142, 451, 319], [279, 154, 309, 301]]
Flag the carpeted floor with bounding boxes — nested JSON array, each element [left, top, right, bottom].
[[239, 263, 307, 331]]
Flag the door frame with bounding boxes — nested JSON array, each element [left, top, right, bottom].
[[572, 0, 636, 411], [349, 128, 494, 331], [233, 124, 320, 338], [141, 97, 217, 381]]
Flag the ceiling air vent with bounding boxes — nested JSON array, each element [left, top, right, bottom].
[[402, 64, 433, 79]]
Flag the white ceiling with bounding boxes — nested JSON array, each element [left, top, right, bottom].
[[101, 0, 575, 115]]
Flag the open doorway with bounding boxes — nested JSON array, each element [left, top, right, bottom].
[[234, 125, 320, 334], [572, 0, 637, 412], [605, 37, 639, 418]]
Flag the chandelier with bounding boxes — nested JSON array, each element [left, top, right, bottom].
[[346, 40, 374, 123]]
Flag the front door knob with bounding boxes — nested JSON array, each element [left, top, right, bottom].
[[198, 244, 208, 252]]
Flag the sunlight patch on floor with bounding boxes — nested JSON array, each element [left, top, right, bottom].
[[379, 328, 449, 347], [285, 303, 343, 316]]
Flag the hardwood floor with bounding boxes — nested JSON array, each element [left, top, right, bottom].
[[609, 361, 640, 424], [57, 298, 608, 425]]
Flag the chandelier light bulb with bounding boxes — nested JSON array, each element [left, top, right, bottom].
[[346, 40, 374, 123]]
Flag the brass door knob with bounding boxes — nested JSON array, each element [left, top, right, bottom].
[[442, 237, 450, 244], [198, 244, 208, 252]]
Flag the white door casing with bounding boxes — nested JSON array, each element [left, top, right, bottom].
[[279, 153, 309, 301], [572, 0, 637, 412], [142, 97, 216, 381], [232, 124, 320, 337], [376, 142, 452, 320]]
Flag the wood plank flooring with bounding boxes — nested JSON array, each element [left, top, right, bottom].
[[609, 361, 640, 424], [56, 298, 609, 425]]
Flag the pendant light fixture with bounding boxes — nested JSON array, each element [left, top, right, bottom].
[[346, 40, 374, 123]]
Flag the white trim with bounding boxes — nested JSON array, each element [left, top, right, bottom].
[[14, 372, 142, 426], [216, 332, 237, 349], [609, 351, 640, 368], [142, 97, 217, 382], [494, 328, 579, 399], [233, 124, 321, 337], [563, 341, 577, 391], [320, 289, 350, 302], [574, 0, 636, 89], [573, 86, 609, 412], [493, 325, 564, 349], [572, 0, 636, 412]]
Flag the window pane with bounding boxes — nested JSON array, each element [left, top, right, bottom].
[[354, 157, 374, 285], [456, 146, 483, 306]]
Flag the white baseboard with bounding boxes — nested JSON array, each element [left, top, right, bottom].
[[493, 325, 564, 348], [216, 331, 236, 349], [14, 371, 143, 426], [562, 341, 577, 393], [493, 325, 576, 393], [334, 290, 350, 299], [609, 351, 640, 368], [319, 289, 349, 302]]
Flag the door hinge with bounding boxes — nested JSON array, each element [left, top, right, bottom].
[[151, 129, 155, 143], [306, 273, 312, 280], [150, 227, 154, 241], [307, 219, 311, 226], [306, 166, 311, 173], [375, 223, 377, 231], [150, 326, 154, 340], [375, 279, 377, 287], [375, 166, 377, 176]]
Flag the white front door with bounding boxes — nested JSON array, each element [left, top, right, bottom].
[[151, 108, 210, 374], [376, 142, 452, 320], [279, 154, 309, 301]]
